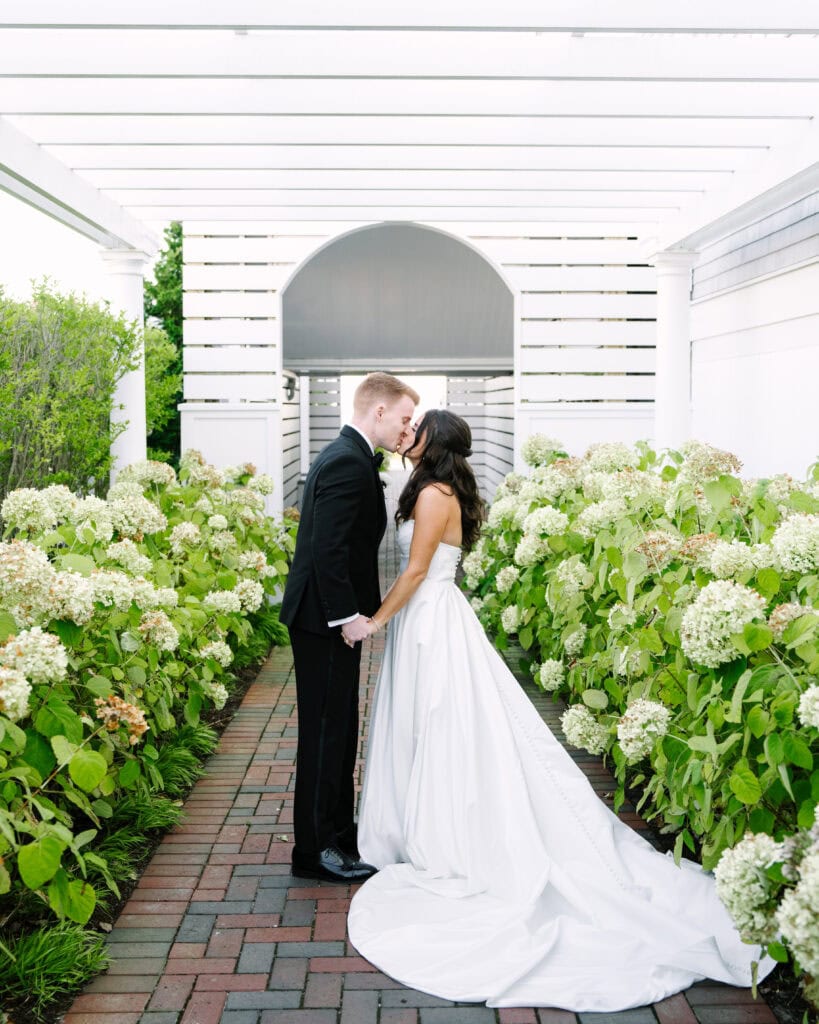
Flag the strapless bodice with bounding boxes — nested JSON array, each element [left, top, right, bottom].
[[397, 520, 461, 583]]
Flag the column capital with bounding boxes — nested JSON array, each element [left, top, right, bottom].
[[647, 249, 699, 272], [100, 247, 150, 274]]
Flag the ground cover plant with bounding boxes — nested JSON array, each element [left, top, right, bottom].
[[466, 437, 819, 1008]]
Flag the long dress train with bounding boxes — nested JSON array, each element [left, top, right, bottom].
[[347, 521, 773, 1011]]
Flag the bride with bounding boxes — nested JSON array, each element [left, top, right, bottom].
[[347, 409, 775, 1012]]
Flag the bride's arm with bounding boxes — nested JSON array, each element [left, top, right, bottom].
[[366, 486, 451, 633]]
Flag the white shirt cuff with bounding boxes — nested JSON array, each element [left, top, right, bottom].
[[328, 612, 359, 627]]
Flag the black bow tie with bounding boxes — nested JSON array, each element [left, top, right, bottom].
[[372, 451, 384, 469]]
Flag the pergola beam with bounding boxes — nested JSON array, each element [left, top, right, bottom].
[[1, 0, 817, 34], [0, 117, 158, 250]]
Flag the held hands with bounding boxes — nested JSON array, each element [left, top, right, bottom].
[[341, 614, 385, 647], [341, 614, 373, 647]]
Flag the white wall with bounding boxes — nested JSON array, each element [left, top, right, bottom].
[[690, 260, 819, 479]]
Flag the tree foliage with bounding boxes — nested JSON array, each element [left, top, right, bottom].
[[0, 280, 140, 502], [143, 221, 183, 462]]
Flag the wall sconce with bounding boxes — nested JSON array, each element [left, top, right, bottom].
[[283, 371, 297, 401]]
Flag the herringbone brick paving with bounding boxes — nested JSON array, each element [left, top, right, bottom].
[[63, 481, 777, 1024]]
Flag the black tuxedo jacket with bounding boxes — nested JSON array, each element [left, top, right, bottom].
[[280, 426, 387, 635]]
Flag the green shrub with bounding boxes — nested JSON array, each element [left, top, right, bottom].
[[0, 452, 296, 925], [0, 280, 141, 503]]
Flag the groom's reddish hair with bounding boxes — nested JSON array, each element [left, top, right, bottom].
[[354, 372, 419, 412]]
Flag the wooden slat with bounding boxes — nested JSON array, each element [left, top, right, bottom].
[[520, 374, 655, 402], [183, 291, 278, 318], [520, 347, 656, 374], [504, 264, 656, 292], [185, 263, 294, 290], [475, 238, 642, 264], [183, 373, 278, 402], [184, 319, 275, 345], [185, 235, 332, 264], [521, 319, 656, 346], [183, 346, 278, 373], [521, 292, 657, 319]]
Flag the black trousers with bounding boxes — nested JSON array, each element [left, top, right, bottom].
[[289, 625, 361, 857]]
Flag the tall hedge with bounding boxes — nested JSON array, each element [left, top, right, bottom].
[[0, 282, 140, 502]]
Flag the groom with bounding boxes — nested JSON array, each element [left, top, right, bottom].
[[281, 372, 419, 883]]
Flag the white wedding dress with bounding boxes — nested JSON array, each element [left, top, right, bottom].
[[347, 521, 774, 1011]]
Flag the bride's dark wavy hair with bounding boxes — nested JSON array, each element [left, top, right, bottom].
[[396, 409, 486, 551]]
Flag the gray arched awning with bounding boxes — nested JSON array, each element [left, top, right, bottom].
[[282, 223, 513, 373]]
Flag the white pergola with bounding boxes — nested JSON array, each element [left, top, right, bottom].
[[2, 2, 819, 480]]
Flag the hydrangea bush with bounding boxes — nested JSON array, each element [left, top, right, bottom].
[[469, 435, 819, 1002], [0, 451, 295, 924]]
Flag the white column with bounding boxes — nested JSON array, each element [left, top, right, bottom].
[[299, 374, 311, 474], [100, 248, 149, 479], [650, 250, 698, 452]]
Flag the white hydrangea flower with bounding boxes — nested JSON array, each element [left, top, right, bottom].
[[520, 434, 563, 467], [225, 487, 265, 511], [234, 579, 265, 613], [0, 540, 56, 616], [500, 604, 520, 634], [555, 558, 592, 597], [599, 470, 660, 504], [204, 590, 243, 614], [576, 499, 627, 539], [130, 577, 161, 611], [771, 514, 819, 574], [522, 506, 569, 537], [462, 546, 489, 589], [714, 833, 783, 944], [0, 627, 68, 684], [742, 474, 799, 513], [678, 440, 742, 485], [680, 580, 767, 668], [495, 471, 525, 498], [220, 465, 242, 483], [1, 488, 57, 534], [207, 514, 229, 531], [496, 534, 512, 555], [138, 610, 179, 652], [564, 624, 587, 659], [470, 596, 484, 613], [237, 550, 269, 574], [105, 538, 153, 576], [487, 495, 520, 530], [769, 602, 815, 640], [169, 521, 202, 554], [193, 495, 215, 513], [155, 588, 179, 609], [200, 640, 234, 667], [208, 529, 238, 554], [538, 659, 564, 692], [616, 699, 671, 762], [777, 846, 819, 976], [707, 540, 755, 580], [750, 543, 778, 571], [119, 459, 177, 487], [513, 533, 547, 568], [635, 529, 681, 571], [495, 565, 520, 594], [71, 495, 115, 543], [585, 442, 638, 473], [108, 491, 168, 538], [91, 569, 136, 611], [797, 684, 819, 729], [185, 461, 226, 488], [248, 473, 275, 495], [560, 705, 609, 755], [612, 646, 644, 678], [607, 603, 637, 631], [0, 666, 32, 722], [203, 679, 229, 710], [48, 571, 96, 624]]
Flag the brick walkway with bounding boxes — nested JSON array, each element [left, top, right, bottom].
[[64, 494, 778, 1024]]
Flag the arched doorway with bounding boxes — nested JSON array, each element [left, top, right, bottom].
[[280, 223, 515, 504]]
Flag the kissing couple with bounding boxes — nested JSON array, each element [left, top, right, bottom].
[[279, 372, 773, 1012]]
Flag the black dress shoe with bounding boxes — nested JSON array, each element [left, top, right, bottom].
[[335, 824, 359, 859], [291, 844, 377, 884]]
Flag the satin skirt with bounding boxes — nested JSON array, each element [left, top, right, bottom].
[[348, 561, 772, 1010]]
